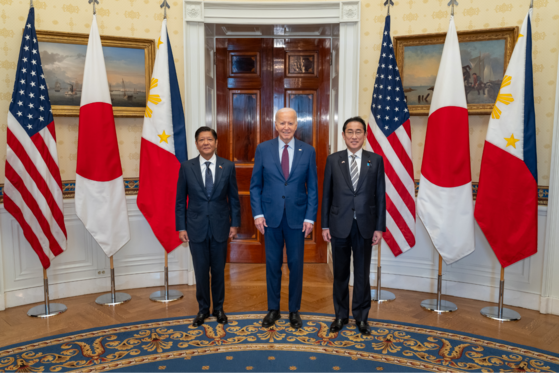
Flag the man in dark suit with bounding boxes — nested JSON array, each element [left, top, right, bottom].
[[321, 116, 386, 335], [176, 126, 241, 327], [250, 108, 318, 329]]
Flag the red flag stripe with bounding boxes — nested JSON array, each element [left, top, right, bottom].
[[3, 194, 52, 269], [5, 162, 64, 256], [368, 128, 416, 215], [8, 118, 64, 204], [386, 194, 416, 247], [382, 227, 403, 257], [387, 126, 414, 180], [36, 124, 64, 191], [7, 129, 66, 244], [368, 121, 415, 196]]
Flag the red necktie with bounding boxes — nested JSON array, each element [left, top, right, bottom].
[[281, 144, 289, 180]]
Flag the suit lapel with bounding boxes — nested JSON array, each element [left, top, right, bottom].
[[355, 151, 370, 192], [191, 156, 205, 193], [338, 151, 353, 191], [288, 139, 302, 180], [211, 156, 225, 198], [272, 137, 285, 180]]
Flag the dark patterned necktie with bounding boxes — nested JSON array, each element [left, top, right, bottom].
[[351, 155, 359, 191], [281, 144, 289, 180], [205, 161, 213, 198]]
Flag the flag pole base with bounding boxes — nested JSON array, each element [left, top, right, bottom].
[[480, 306, 521, 321], [420, 299, 458, 313], [371, 290, 396, 302], [27, 303, 67, 317], [95, 292, 131, 306], [149, 290, 183, 303]]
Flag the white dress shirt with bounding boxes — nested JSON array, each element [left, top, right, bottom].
[[199, 153, 216, 186], [254, 137, 313, 224], [347, 148, 363, 175]]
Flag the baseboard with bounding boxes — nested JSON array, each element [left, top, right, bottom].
[[539, 296, 559, 315], [4, 270, 196, 309], [369, 272, 550, 313]]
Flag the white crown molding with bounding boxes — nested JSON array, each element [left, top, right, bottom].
[[191, 1, 361, 25]]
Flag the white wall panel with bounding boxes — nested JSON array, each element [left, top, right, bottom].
[[0, 196, 195, 310]]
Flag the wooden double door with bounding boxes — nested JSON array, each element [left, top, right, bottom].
[[216, 38, 330, 263]]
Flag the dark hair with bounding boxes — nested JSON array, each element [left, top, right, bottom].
[[195, 126, 218, 141], [342, 116, 367, 133]]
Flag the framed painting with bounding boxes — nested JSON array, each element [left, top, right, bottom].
[[393, 27, 518, 116], [36, 30, 155, 118]]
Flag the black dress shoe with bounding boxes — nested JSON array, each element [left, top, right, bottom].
[[212, 309, 228, 324], [329, 318, 349, 333], [289, 311, 303, 329], [356, 321, 371, 336], [262, 310, 281, 328], [192, 312, 210, 327]]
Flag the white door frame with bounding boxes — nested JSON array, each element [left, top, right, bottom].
[[182, 0, 361, 157]]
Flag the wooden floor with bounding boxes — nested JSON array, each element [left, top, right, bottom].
[[1, 263, 559, 353]]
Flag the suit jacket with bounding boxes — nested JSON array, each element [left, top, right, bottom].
[[321, 149, 386, 239], [175, 155, 241, 243], [250, 137, 318, 229]]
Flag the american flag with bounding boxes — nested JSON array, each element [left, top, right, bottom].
[[366, 15, 416, 256], [4, 8, 67, 269]]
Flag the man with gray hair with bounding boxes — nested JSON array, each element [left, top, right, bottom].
[[250, 108, 318, 329]]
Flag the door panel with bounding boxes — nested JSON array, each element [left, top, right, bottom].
[[216, 38, 329, 263], [230, 91, 259, 163]]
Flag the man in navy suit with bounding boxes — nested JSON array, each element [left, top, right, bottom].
[[176, 126, 241, 327], [321, 117, 386, 335], [250, 108, 318, 329]]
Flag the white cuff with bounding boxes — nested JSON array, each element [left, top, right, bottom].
[[254, 215, 264, 220], [304, 219, 314, 224]]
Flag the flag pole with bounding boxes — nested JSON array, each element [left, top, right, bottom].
[[383, 0, 394, 15], [530, 0, 533, 9], [150, 251, 184, 303], [27, 269, 67, 317], [160, 0, 170, 20], [88, 0, 99, 15], [480, 266, 521, 321], [420, 254, 458, 312], [371, 240, 395, 302], [447, 0, 458, 16], [30, 0, 33, 8], [95, 256, 132, 306]]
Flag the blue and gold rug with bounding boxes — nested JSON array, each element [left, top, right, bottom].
[[1, 313, 558, 372]]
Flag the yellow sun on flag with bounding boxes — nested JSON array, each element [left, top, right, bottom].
[[145, 78, 162, 118], [158, 130, 171, 143], [491, 75, 515, 120], [158, 37, 164, 49], [504, 133, 520, 148]]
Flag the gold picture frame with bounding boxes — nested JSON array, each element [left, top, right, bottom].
[[36, 30, 155, 118], [393, 27, 519, 116]]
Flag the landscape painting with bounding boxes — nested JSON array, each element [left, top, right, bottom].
[[36, 31, 155, 117], [393, 27, 518, 115]]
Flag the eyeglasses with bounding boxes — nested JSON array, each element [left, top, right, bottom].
[[345, 130, 364, 137]]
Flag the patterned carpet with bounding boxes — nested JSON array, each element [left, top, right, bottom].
[[1, 313, 559, 372]]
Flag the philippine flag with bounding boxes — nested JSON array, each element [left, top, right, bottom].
[[76, 15, 130, 258], [137, 19, 188, 253], [475, 10, 538, 268], [416, 16, 475, 265]]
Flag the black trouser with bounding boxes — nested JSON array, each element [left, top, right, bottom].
[[331, 219, 373, 322], [189, 226, 227, 314]]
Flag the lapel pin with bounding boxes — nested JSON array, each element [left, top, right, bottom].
[[299, 149, 302, 151], [342, 161, 346, 164], [367, 160, 371, 167], [219, 165, 223, 169]]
